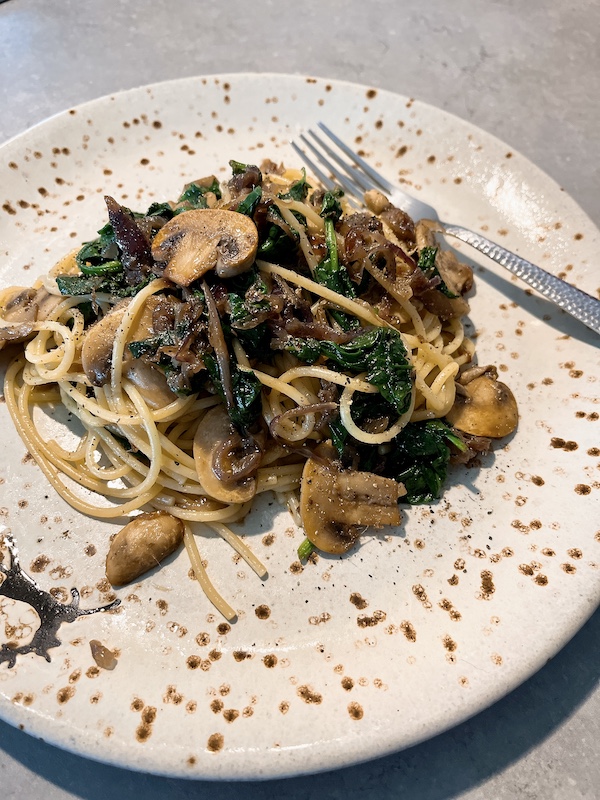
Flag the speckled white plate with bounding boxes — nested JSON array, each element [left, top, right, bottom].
[[0, 73, 599, 780]]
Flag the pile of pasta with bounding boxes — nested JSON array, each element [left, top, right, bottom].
[[0, 161, 516, 618]]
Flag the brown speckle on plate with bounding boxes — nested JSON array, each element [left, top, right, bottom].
[[233, 651, 251, 662], [56, 686, 75, 704], [349, 592, 368, 609], [439, 599, 462, 621], [164, 686, 183, 704], [30, 554, 51, 573], [207, 733, 224, 752], [297, 685, 322, 704], [479, 571, 495, 599], [412, 584, 432, 610], [399, 621, 417, 642], [357, 610, 386, 628], [309, 612, 332, 625]]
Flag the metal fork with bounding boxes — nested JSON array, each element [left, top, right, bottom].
[[291, 122, 600, 336]]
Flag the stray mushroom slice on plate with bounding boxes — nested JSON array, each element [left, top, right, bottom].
[[300, 459, 405, 554], [105, 510, 184, 586], [447, 366, 518, 438], [193, 404, 258, 504], [151, 209, 259, 286]]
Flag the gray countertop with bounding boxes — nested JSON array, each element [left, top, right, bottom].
[[1, 1, 598, 797]]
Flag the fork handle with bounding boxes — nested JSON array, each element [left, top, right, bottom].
[[442, 224, 600, 335]]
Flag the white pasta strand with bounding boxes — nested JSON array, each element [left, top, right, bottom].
[[183, 524, 236, 621]]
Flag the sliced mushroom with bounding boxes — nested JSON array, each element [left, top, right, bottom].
[[436, 248, 473, 296], [0, 287, 37, 347], [81, 301, 131, 386], [415, 218, 443, 249], [80, 296, 178, 406], [151, 209, 258, 286], [105, 510, 184, 586], [193, 404, 257, 504], [364, 189, 392, 215], [0, 286, 64, 349], [123, 359, 179, 409], [413, 220, 473, 319], [446, 368, 518, 438], [300, 459, 404, 554]]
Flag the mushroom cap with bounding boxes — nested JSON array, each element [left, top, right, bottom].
[[446, 374, 518, 438], [151, 209, 259, 286], [193, 404, 257, 504], [300, 459, 403, 554]]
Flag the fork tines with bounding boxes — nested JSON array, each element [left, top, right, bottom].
[[291, 122, 393, 205]]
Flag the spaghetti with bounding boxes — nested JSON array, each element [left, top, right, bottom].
[[0, 159, 517, 619]]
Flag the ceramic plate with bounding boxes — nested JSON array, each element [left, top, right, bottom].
[[0, 74, 599, 780]]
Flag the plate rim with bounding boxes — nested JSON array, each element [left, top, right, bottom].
[[1, 70, 599, 780]]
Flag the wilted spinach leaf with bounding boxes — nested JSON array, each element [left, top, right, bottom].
[[278, 168, 311, 202], [55, 273, 152, 298], [205, 356, 262, 430], [287, 327, 413, 415], [383, 420, 466, 503]]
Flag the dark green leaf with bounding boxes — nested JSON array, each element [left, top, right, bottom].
[[227, 290, 270, 359], [76, 222, 120, 271], [205, 356, 262, 430], [384, 420, 462, 503], [145, 201, 174, 219], [278, 168, 311, 202], [128, 330, 176, 360], [313, 217, 358, 330], [55, 273, 152, 298], [319, 190, 344, 223], [79, 260, 123, 277], [176, 179, 222, 212], [286, 327, 413, 416], [331, 417, 465, 505], [236, 185, 262, 216]]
